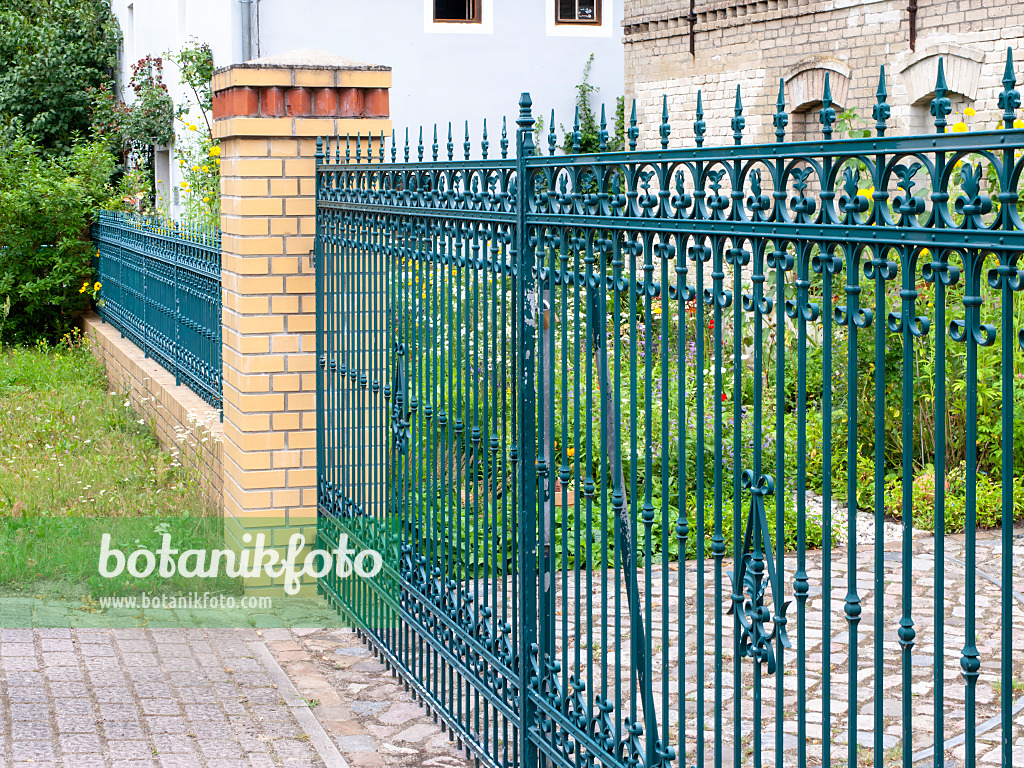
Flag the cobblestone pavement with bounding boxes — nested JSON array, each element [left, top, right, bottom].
[[262, 628, 470, 768], [530, 526, 1024, 768], [2, 527, 1020, 767], [0, 626, 470, 768]]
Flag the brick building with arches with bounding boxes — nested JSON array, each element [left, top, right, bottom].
[[623, 0, 1023, 145]]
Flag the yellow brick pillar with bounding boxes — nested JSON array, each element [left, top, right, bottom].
[[212, 51, 391, 594]]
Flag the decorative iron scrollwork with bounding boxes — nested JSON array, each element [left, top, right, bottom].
[[390, 342, 411, 454], [728, 470, 791, 674]]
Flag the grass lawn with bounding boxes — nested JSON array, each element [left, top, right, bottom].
[[0, 335, 233, 599]]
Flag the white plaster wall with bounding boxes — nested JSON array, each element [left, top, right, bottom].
[[255, 0, 624, 136], [110, 1, 625, 211]]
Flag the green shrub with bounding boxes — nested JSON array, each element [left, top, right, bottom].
[[0, 134, 116, 344], [0, 0, 121, 155]]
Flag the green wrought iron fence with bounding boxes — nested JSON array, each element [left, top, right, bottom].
[[316, 51, 1024, 768], [92, 210, 222, 412]]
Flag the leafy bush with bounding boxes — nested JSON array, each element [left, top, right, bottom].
[[0, 135, 116, 344], [89, 55, 175, 150], [0, 0, 121, 154]]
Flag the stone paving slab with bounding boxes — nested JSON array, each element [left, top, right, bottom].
[[0, 628, 330, 768], [262, 628, 471, 768]]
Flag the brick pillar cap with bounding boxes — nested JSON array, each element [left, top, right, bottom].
[[213, 50, 391, 93]]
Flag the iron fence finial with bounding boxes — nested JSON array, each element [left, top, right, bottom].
[[820, 73, 835, 139], [572, 106, 581, 154], [660, 94, 670, 150], [873, 66, 890, 136], [931, 57, 952, 131], [732, 84, 745, 145], [774, 78, 788, 143], [999, 47, 1020, 128], [629, 99, 639, 151], [694, 90, 705, 146]]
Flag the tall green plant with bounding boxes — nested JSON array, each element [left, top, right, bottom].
[[559, 54, 626, 154], [0, 0, 122, 155], [0, 135, 116, 343]]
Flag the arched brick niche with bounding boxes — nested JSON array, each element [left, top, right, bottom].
[[784, 61, 851, 141], [896, 46, 984, 135]]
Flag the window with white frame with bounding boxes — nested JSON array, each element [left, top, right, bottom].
[[557, 0, 601, 24], [434, 0, 480, 22]]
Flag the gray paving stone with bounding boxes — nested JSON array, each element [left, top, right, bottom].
[[59, 733, 103, 753], [10, 722, 52, 740]]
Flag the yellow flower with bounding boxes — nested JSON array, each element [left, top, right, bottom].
[[857, 186, 874, 198], [1015, 119, 1024, 129], [215, 159, 220, 165], [566, 446, 575, 458], [93, 282, 102, 292], [79, 282, 89, 294], [209, 146, 221, 157], [201, 166, 209, 172], [964, 107, 976, 117], [951, 122, 968, 133], [192, 165, 200, 172], [203, 196, 210, 203], [189, 124, 197, 131], [921, 248, 931, 258]]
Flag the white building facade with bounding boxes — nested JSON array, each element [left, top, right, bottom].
[[111, 0, 625, 219]]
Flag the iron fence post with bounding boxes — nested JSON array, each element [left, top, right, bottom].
[[515, 92, 539, 768]]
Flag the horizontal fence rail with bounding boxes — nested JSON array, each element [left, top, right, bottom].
[[92, 211, 222, 413], [317, 50, 1024, 768]]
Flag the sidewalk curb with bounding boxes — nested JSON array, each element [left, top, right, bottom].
[[249, 640, 351, 768]]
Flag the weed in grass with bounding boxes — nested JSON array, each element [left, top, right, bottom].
[[0, 338, 235, 599]]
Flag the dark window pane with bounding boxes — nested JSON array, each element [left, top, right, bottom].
[[579, 0, 595, 19], [435, 0, 474, 21], [559, 0, 577, 21]]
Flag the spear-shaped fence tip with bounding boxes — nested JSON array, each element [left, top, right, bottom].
[[481, 118, 489, 160], [660, 94, 670, 149], [629, 99, 639, 151], [599, 103, 608, 152], [695, 90, 706, 146], [572, 106, 581, 153], [874, 65, 890, 136], [1000, 47, 1021, 128], [931, 58, 952, 131], [732, 84, 745, 144], [774, 79, 788, 143], [820, 73, 835, 139]]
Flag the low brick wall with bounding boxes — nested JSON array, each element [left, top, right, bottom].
[[83, 312, 224, 510]]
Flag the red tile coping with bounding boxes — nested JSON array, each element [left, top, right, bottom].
[[213, 86, 389, 120]]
